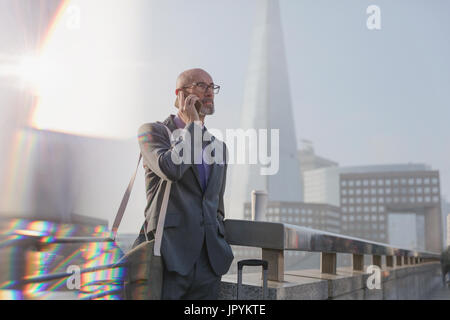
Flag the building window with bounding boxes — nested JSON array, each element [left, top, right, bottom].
[[409, 187, 415, 194], [356, 189, 361, 195], [393, 179, 399, 185], [379, 206, 385, 213], [424, 178, 430, 184], [363, 179, 369, 186], [432, 187, 439, 193], [371, 180, 376, 186], [356, 206, 362, 212], [349, 189, 354, 195], [371, 215, 377, 221], [433, 196, 439, 203], [356, 180, 361, 186], [409, 197, 415, 203], [371, 197, 377, 204], [386, 197, 392, 203], [378, 198, 384, 204], [424, 187, 430, 194], [356, 198, 362, 204], [416, 178, 422, 185], [341, 180, 347, 187], [371, 189, 376, 195], [417, 196, 423, 203], [408, 178, 414, 185], [364, 189, 369, 195], [349, 207, 355, 213], [401, 178, 407, 185], [378, 179, 384, 186], [364, 206, 369, 213], [386, 180, 391, 186], [349, 198, 354, 204], [342, 198, 347, 204], [349, 180, 354, 187], [342, 207, 347, 213], [432, 178, 438, 184], [416, 187, 422, 193], [371, 206, 377, 212], [394, 197, 399, 203], [425, 196, 431, 202]]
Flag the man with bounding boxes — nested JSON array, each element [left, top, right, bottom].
[[136, 68, 234, 299]]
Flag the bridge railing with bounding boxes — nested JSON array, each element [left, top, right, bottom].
[[223, 219, 441, 282], [1, 219, 442, 296]]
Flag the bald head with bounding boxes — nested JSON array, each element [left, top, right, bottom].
[[176, 68, 213, 89]]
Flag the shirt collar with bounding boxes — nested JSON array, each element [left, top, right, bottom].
[[174, 114, 204, 130]]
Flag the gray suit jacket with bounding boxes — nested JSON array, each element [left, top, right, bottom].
[[137, 115, 234, 276]]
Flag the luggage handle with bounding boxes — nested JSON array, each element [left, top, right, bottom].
[[237, 259, 269, 300], [238, 259, 268, 271]]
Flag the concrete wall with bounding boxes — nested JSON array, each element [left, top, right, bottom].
[[219, 262, 443, 300]]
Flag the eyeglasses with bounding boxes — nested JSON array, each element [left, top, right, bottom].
[[181, 82, 221, 94]]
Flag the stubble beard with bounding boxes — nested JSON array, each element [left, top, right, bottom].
[[199, 102, 215, 116]]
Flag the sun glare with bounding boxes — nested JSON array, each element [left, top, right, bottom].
[[26, 0, 143, 139]]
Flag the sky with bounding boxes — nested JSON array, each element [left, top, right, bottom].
[[1, 0, 449, 233]]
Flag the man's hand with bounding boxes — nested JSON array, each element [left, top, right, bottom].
[[178, 91, 200, 125]]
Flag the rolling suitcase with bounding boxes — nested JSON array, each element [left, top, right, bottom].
[[237, 259, 269, 300]]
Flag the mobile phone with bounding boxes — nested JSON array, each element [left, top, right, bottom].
[[175, 92, 203, 114]]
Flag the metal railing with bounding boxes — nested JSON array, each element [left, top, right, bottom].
[[223, 219, 441, 281]]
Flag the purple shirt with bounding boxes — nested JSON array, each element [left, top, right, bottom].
[[173, 115, 211, 191]]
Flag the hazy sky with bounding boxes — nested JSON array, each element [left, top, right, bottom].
[[1, 0, 449, 233], [130, 0, 450, 199]]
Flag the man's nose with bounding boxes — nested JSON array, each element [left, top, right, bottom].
[[204, 87, 214, 97]]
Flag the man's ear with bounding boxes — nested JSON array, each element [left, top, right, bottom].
[[174, 96, 180, 108]]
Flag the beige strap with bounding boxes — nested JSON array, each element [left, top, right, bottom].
[[151, 180, 172, 256], [111, 154, 142, 240]]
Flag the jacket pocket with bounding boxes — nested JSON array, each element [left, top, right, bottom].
[[163, 214, 181, 228]]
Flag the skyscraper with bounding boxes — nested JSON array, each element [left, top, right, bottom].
[[228, 0, 303, 220]]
